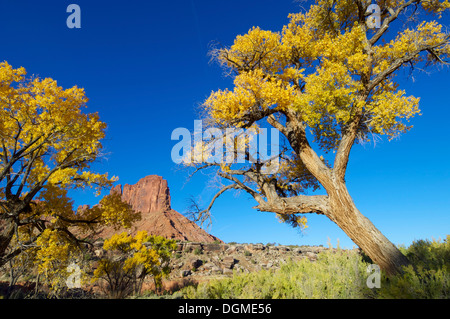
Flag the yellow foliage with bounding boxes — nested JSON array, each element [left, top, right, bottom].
[[93, 231, 177, 294], [203, 2, 449, 146], [0, 60, 114, 194], [276, 213, 308, 230], [182, 1, 450, 233], [35, 229, 71, 275], [98, 193, 141, 230], [199, 0, 449, 177], [33, 229, 84, 294], [0, 61, 140, 277], [374, 21, 449, 74]]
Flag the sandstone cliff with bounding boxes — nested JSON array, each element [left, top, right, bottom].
[[89, 175, 221, 243]]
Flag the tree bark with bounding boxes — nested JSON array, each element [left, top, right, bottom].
[[325, 180, 410, 276], [276, 110, 410, 276], [0, 217, 15, 262]]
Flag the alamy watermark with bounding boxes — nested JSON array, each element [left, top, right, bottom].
[[366, 264, 381, 288], [64, 2, 380, 29], [171, 120, 281, 174], [66, 4, 81, 29], [366, 1, 381, 29], [66, 262, 82, 289]]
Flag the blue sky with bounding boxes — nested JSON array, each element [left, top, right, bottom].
[[1, 0, 449, 248]]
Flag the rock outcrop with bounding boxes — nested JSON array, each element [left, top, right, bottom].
[[171, 242, 330, 277], [88, 241, 350, 282], [91, 175, 221, 243]]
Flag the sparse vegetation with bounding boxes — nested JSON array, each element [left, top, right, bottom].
[[376, 236, 450, 299], [92, 231, 177, 299], [0, 236, 448, 299], [181, 237, 450, 299], [182, 247, 370, 299]]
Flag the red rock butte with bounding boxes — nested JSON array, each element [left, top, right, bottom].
[[92, 175, 222, 243]]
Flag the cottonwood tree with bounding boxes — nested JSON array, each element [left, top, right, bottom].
[[186, 0, 450, 275], [0, 61, 138, 269]]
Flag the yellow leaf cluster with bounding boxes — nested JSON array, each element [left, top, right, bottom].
[[276, 213, 308, 230], [421, 0, 450, 16], [33, 228, 84, 293], [37, 184, 74, 219], [35, 229, 71, 274], [374, 21, 449, 74], [204, 69, 301, 125], [0, 61, 130, 256], [0, 61, 113, 194], [202, 1, 449, 155], [98, 193, 141, 230], [94, 231, 177, 288], [366, 86, 421, 138], [218, 27, 284, 74]]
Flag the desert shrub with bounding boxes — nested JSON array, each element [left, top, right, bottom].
[[375, 265, 449, 299], [92, 231, 177, 298], [403, 236, 450, 271], [182, 249, 371, 299], [375, 236, 450, 299], [32, 229, 89, 298], [0, 250, 36, 298]]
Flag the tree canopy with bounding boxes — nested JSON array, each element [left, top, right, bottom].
[[186, 0, 450, 275], [0, 61, 138, 269]]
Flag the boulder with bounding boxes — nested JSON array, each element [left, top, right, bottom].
[[221, 256, 237, 269], [183, 242, 203, 253], [188, 258, 203, 269], [203, 243, 227, 252], [222, 268, 233, 275], [181, 270, 191, 277], [305, 252, 318, 261], [225, 246, 237, 255]]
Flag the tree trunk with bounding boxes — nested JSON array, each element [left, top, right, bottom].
[[282, 108, 409, 275], [0, 217, 15, 264], [325, 181, 410, 276]]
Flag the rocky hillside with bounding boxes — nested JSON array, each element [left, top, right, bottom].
[[90, 240, 349, 284], [82, 175, 357, 288], [85, 175, 221, 243], [168, 242, 345, 280]]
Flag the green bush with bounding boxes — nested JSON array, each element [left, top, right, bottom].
[[376, 236, 450, 299]]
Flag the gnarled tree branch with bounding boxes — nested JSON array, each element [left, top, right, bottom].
[[254, 194, 330, 216]]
